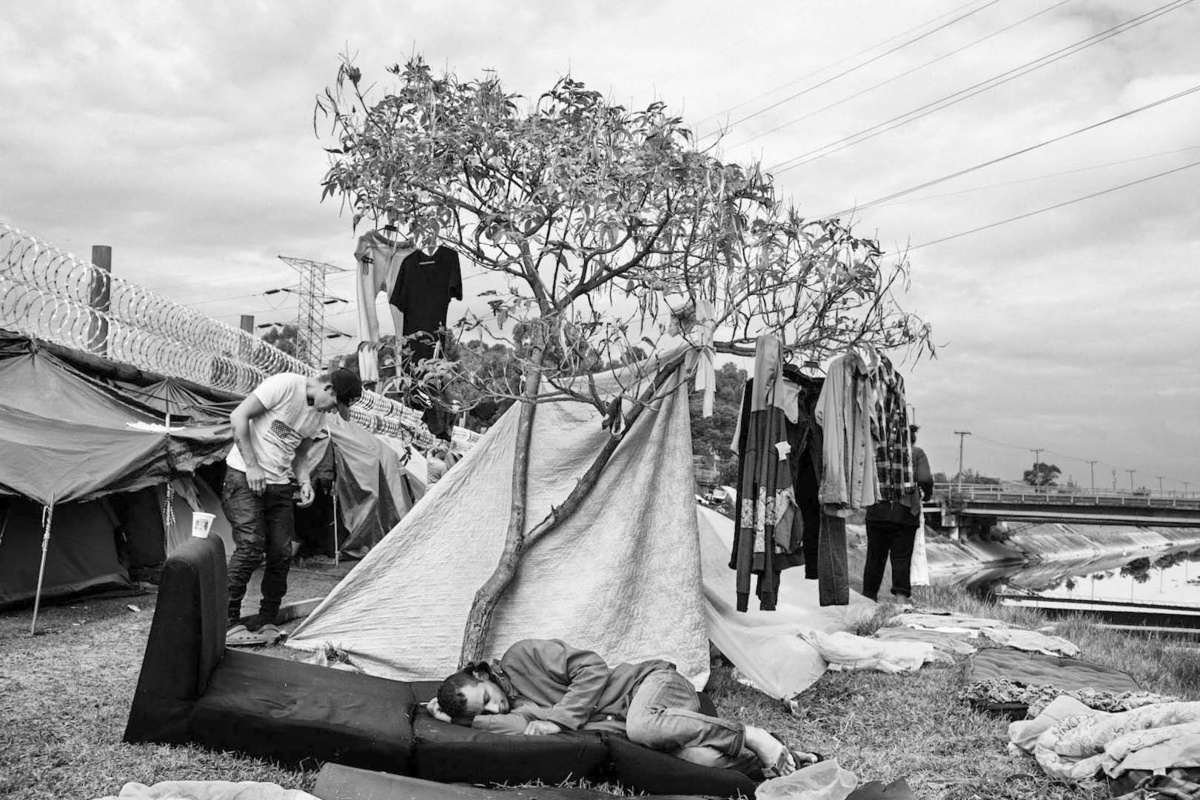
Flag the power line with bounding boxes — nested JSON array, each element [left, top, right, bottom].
[[823, 86, 1200, 218], [711, 0, 1003, 137], [862, 145, 1200, 210], [906, 159, 1200, 251], [769, 0, 1193, 174], [730, 0, 1073, 149], [695, 0, 989, 128]]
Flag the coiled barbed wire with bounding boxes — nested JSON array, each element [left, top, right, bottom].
[[1, 222, 477, 450]]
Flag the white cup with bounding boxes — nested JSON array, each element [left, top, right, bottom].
[[191, 511, 216, 538]]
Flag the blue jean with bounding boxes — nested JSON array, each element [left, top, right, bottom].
[[625, 669, 759, 774], [221, 468, 295, 623]]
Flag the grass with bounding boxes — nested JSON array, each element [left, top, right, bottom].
[[2, 566, 1198, 799]]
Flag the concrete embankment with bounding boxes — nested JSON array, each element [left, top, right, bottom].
[[916, 522, 1200, 585]]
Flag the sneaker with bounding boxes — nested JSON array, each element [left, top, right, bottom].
[[242, 610, 279, 632]]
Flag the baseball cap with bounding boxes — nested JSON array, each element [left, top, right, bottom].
[[329, 367, 363, 421]]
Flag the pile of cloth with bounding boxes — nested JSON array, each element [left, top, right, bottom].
[[1010, 698, 1200, 783]]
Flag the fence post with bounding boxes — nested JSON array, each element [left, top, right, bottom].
[[86, 245, 111, 356]]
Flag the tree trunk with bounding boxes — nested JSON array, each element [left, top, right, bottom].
[[457, 354, 686, 664], [458, 348, 544, 665]]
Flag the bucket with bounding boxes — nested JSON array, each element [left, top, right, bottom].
[[191, 511, 216, 538]]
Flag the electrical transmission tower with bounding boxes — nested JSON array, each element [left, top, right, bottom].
[[278, 255, 346, 369]]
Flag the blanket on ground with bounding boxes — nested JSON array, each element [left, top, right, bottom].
[[1028, 701, 1200, 782]]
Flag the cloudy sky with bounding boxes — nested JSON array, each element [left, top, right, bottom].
[[2, 0, 1197, 490]]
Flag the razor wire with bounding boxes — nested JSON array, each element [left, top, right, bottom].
[[1, 222, 478, 450]]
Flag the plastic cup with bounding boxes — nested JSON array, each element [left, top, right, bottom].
[[191, 511, 216, 538]]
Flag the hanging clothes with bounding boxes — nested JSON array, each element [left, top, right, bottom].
[[389, 247, 463, 367], [729, 336, 803, 612], [816, 348, 882, 513], [781, 364, 824, 581], [814, 347, 890, 607], [354, 231, 415, 383]]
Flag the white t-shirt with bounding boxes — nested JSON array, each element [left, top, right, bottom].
[[226, 374, 327, 485]]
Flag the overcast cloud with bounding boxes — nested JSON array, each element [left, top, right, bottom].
[[1, 0, 1197, 489]]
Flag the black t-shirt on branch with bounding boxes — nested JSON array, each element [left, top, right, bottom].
[[389, 247, 463, 363]]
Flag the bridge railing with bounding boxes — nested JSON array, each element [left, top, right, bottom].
[[0, 221, 480, 450], [934, 483, 1200, 511]]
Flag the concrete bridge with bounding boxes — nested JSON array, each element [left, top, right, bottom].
[[927, 483, 1200, 533]]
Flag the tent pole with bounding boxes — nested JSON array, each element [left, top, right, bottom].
[[30, 498, 55, 636], [332, 479, 340, 568]]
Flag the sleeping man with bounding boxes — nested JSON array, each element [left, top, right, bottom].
[[426, 638, 817, 778]]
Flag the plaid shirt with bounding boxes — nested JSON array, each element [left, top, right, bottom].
[[872, 354, 915, 502]]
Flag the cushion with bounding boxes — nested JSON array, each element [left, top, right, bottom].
[[603, 735, 758, 798], [411, 714, 610, 784], [124, 535, 227, 745], [192, 649, 417, 773]]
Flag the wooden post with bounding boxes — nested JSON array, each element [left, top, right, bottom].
[[238, 315, 255, 363], [86, 245, 112, 356]]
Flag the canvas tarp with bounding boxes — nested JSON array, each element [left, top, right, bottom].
[[0, 340, 230, 505], [286, 367, 712, 686], [316, 413, 422, 558]]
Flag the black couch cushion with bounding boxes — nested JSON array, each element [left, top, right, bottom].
[[412, 714, 610, 784], [124, 535, 227, 745], [603, 735, 757, 798], [192, 648, 417, 773]]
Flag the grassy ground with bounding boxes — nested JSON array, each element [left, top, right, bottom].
[[2, 565, 1198, 800]]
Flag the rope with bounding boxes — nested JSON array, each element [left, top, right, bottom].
[[162, 483, 176, 540]]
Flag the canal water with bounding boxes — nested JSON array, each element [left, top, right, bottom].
[[944, 526, 1200, 624]]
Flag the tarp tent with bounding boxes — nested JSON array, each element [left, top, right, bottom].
[[0, 333, 233, 609], [287, 362, 713, 685], [286, 358, 874, 699], [0, 331, 416, 609]]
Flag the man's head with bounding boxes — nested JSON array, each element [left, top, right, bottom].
[[311, 368, 363, 421], [909, 424, 920, 445], [436, 663, 509, 721]]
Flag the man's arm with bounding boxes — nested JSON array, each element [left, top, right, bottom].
[[291, 434, 329, 508], [510, 639, 611, 732], [230, 395, 269, 494]]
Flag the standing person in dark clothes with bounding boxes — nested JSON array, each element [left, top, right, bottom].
[[861, 425, 934, 606], [223, 368, 362, 640], [426, 638, 820, 778]]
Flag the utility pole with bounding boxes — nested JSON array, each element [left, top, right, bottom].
[[1185, 481, 1191, 497], [1126, 469, 1136, 492], [1030, 448, 1043, 488], [1157, 476, 1165, 495], [1087, 460, 1097, 492], [953, 430, 971, 491]]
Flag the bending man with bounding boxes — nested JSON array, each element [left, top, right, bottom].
[[223, 367, 362, 637], [428, 638, 816, 777]]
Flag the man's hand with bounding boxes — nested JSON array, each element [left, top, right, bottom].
[[298, 481, 315, 508], [426, 698, 452, 723], [246, 464, 267, 495], [523, 720, 562, 736]]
